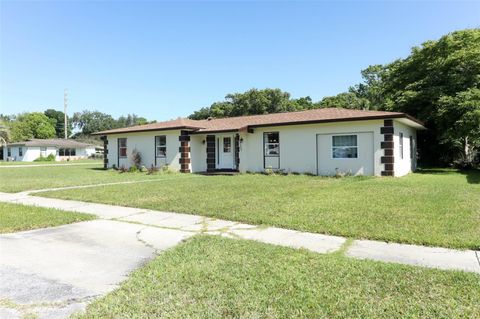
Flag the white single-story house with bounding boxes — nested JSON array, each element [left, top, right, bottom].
[[2, 139, 98, 162], [94, 108, 425, 177]]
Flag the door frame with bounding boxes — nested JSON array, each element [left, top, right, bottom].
[[216, 133, 235, 170]]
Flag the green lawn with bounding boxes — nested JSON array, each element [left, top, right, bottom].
[[0, 164, 193, 193], [39, 169, 480, 249], [76, 236, 480, 319], [0, 202, 95, 233], [0, 159, 102, 165]]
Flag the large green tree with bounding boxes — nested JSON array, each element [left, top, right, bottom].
[[320, 29, 480, 166], [72, 110, 117, 135], [378, 29, 480, 165], [189, 88, 313, 120], [9, 112, 56, 141], [44, 109, 72, 138]]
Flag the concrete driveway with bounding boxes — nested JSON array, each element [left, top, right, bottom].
[[0, 220, 192, 319]]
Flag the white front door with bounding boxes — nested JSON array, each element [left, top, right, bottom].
[[217, 134, 234, 169]]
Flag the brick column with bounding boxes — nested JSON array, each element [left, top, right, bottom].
[[234, 134, 240, 170], [380, 119, 394, 176], [179, 130, 191, 173], [206, 135, 216, 172], [101, 135, 108, 169]]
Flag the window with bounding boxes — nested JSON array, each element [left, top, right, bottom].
[[19, 147, 23, 156], [332, 135, 358, 159], [40, 147, 47, 157], [399, 133, 404, 159], [264, 132, 279, 156], [118, 138, 127, 157], [410, 136, 414, 159], [155, 136, 166, 157], [59, 148, 76, 156], [7, 148, 11, 157], [223, 137, 231, 153]]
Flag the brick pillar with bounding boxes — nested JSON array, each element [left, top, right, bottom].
[[206, 135, 216, 172], [380, 119, 394, 176], [101, 135, 108, 169], [234, 134, 240, 170], [179, 130, 191, 173]]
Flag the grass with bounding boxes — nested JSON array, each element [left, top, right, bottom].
[[0, 202, 95, 233], [0, 159, 102, 165], [76, 235, 480, 319], [0, 164, 193, 193], [39, 169, 480, 249]]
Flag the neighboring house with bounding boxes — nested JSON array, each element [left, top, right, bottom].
[[3, 139, 97, 162], [94, 108, 425, 177]]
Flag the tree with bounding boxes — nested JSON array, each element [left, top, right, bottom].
[[0, 119, 10, 142], [318, 92, 370, 109], [376, 29, 480, 165], [44, 109, 72, 138], [9, 112, 56, 142], [436, 88, 480, 167], [189, 88, 311, 119], [117, 114, 149, 127], [72, 111, 117, 135]]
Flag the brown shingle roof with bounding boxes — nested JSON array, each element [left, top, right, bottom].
[[94, 108, 424, 135]]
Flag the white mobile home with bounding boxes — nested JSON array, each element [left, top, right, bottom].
[[95, 108, 425, 177], [3, 139, 97, 162]]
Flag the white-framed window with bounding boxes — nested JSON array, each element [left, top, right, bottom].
[[332, 135, 358, 159], [399, 133, 404, 159], [223, 137, 231, 153], [40, 147, 47, 157], [19, 147, 23, 156], [264, 132, 279, 157], [155, 136, 166, 158], [118, 138, 127, 158]]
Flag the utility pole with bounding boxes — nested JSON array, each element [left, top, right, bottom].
[[64, 89, 68, 139]]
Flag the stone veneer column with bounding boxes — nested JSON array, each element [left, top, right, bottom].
[[234, 134, 240, 170], [179, 130, 191, 173], [101, 135, 108, 169], [380, 119, 395, 176], [206, 135, 216, 172]]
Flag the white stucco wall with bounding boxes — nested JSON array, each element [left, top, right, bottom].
[[106, 130, 181, 170], [19, 146, 55, 161], [239, 120, 385, 176], [103, 119, 419, 176], [394, 121, 417, 177], [190, 134, 207, 172]]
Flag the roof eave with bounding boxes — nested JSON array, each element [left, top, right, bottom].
[[92, 126, 203, 136], [245, 114, 426, 130]]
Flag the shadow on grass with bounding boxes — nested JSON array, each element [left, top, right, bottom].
[[416, 167, 480, 184], [460, 169, 480, 184]]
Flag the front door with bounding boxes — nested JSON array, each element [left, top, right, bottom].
[[217, 134, 234, 169]]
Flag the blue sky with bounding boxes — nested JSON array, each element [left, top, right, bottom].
[[1, 1, 479, 121]]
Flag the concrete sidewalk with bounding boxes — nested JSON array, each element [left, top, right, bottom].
[[0, 220, 192, 319], [1, 191, 479, 274]]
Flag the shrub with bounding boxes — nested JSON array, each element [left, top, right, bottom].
[[131, 149, 142, 168], [33, 154, 56, 162], [140, 165, 147, 173], [161, 164, 173, 174], [335, 168, 353, 178], [264, 166, 274, 175], [147, 165, 159, 175], [118, 166, 128, 173], [128, 166, 138, 173]]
